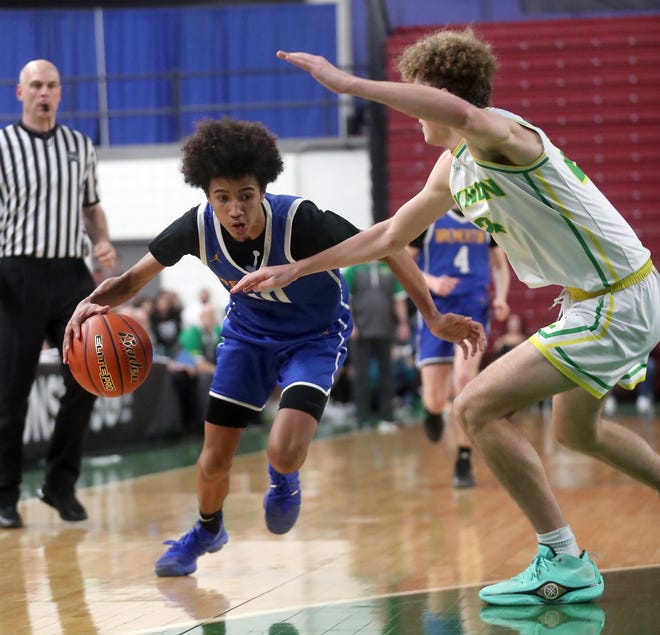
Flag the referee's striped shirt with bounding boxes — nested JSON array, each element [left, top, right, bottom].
[[0, 122, 100, 259]]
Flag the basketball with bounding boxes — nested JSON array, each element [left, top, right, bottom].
[[68, 312, 153, 397]]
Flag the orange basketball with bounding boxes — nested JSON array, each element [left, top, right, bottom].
[[68, 312, 153, 397]]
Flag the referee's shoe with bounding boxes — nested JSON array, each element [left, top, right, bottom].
[[0, 505, 23, 528], [37, 484, 88, 522]]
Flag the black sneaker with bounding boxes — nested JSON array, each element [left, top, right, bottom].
[[37, 485, 88, 521], [0, 505, 23, 529], [453, 455, 475, 488], [423, 411, 444, 443]]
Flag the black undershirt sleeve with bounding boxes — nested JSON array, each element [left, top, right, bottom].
[[290, 200, 361, 260], [148, 206, 200, 266]]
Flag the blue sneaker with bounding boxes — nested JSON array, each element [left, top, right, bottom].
[[154, 521, 228, 577], [479, 545, 604, 605], [480, 603, 605, 634], [263, 465, 301, 534]]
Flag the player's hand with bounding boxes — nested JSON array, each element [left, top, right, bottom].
[[492, 298, 510, 322], [231, 263, 302, 295], [429, 275, 460, 297], [276, 51, 355, 95], [427, 312, 486, 360], [63, 300, 110, 364]]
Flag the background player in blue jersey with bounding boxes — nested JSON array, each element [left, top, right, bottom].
[[63, 117, 484, 578], [408, 207, 510, 487]]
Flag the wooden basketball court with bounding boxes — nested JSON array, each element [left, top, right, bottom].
[[3, 407, 659, 634]]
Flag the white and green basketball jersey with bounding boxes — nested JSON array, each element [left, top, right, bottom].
[[449, 108, 650, 292]]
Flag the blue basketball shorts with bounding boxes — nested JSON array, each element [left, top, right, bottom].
[[209, 318, 350, 411]]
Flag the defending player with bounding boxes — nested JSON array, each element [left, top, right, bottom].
[[233, 30, 660, 604]]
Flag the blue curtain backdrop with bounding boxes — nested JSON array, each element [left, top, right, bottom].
[[0, 10, 99, 139], [103, 8, 180, 144], [0, 3, 337, 145]]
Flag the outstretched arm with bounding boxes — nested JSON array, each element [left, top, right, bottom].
[[276, 51, 470, 124], [276, 50, 542, 164], [232, 152, 455, 295]]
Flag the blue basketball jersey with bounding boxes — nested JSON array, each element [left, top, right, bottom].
[[417, 209, 491, 297], [196, 193, 352, 342], [415, 209, 492, 366]]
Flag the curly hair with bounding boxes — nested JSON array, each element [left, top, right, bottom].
[[181, 117, 284, 193], [396, 27, 497, 108]]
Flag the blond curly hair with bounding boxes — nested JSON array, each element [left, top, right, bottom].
[[396, 26, 497, 108]]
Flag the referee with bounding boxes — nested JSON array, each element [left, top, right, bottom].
[[0, 59, 117, 528]]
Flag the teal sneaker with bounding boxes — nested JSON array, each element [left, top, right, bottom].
[[264, 465, 301, 534], [480, 603, 605, 634], [479, 545, 604, 605], [154, 521, 228, 577]]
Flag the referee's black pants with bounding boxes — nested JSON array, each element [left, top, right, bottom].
[[0, 257, 97, 507]]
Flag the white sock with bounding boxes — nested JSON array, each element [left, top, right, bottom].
[[536, 525, 581, 558]]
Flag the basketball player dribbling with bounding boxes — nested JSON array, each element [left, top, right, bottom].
[[63, 116, 483, 577]]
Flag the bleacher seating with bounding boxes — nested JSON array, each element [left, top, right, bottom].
[[385, 15, 660, 341]]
